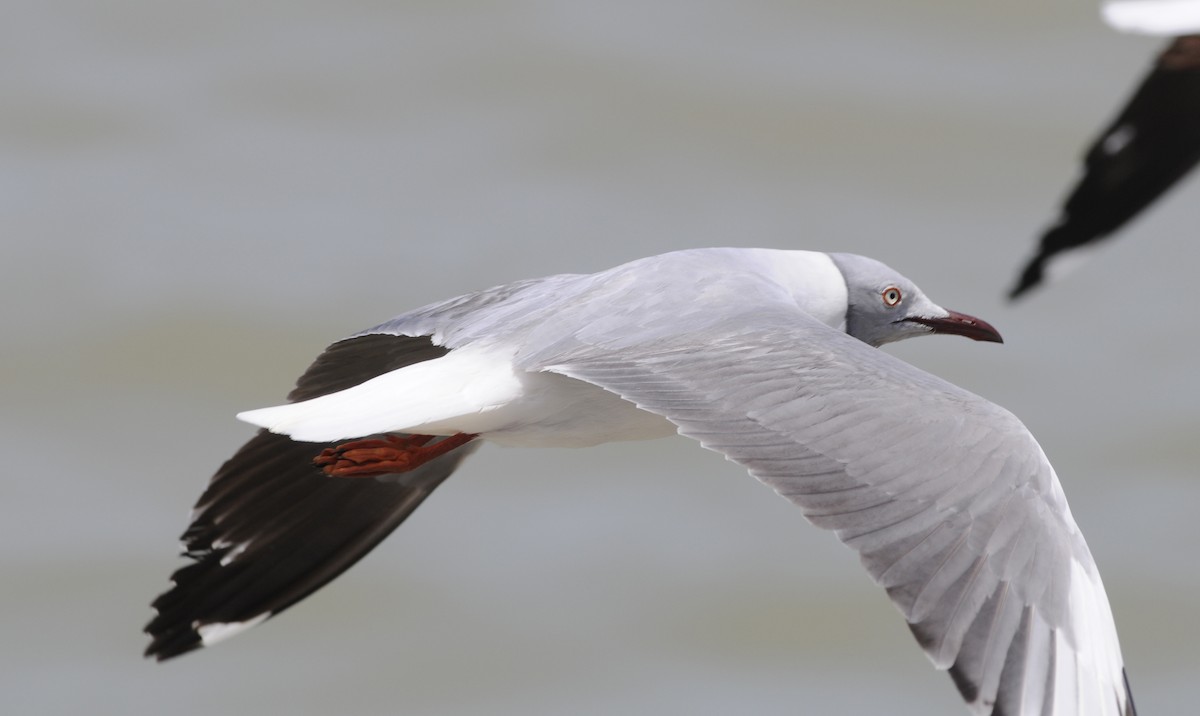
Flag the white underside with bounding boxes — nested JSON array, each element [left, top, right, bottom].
[[1104, 0, 1200, 35], [236, 345, 678, 447]]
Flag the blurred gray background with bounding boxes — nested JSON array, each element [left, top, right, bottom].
[[3, 1, 1195, 714]]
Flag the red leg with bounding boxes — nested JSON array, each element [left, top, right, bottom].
[[314, 433, 477, 478]]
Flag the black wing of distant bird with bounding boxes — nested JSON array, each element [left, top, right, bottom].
[[1010, 35, 1200, 299]]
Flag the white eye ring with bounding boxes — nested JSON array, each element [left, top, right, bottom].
[[882, 287, 902, 307]]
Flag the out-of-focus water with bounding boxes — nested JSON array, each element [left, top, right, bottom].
[[3, 2, 1196, 714]]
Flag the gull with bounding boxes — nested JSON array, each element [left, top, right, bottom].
[[1010, 1, 1200, 298], [146, 248, 1135, 715]]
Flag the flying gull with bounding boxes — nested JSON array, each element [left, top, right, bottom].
[[146, 248, 1135, 715], [1010, 1, 1200, 298]]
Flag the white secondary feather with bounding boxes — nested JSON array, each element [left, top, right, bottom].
[[1104, 0, 1200, 35]]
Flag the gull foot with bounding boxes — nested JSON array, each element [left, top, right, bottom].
[[314, 433, 477, 477]]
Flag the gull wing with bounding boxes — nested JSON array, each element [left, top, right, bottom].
[[531, 310, 1134, 716], [1011, 35, 1200, 298], [145, 333, 477, 660]]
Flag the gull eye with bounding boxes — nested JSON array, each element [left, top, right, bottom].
[[882, 286, 902, 307]]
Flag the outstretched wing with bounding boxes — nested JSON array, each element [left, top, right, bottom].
[[529, 310, 1134, 716], [145, 333, 478, 660], [1011, 35, 1200, 298]]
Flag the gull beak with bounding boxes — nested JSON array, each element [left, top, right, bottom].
[[904, 310, 1004, 344]]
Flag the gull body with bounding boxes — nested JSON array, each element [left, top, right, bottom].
[[237, 250, 854, 447]]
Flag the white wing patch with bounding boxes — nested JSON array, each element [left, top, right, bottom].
[[1101, 124, 1137, 156], [195, 614, 271, 647]]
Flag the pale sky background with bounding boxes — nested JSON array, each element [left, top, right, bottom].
[[3, 2, 1196, 714]]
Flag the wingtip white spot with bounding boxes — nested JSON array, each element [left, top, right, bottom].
[[195, 613, 271, 646], [1100, 124, 1136, 156]]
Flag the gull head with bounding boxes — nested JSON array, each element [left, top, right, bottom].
[[828, 253, 1003, 348]]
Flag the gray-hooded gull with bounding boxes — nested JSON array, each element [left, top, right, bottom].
[[1010, 1, 1200, 299], [146, 248, 1135, 716]]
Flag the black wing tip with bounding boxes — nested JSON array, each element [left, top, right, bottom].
[[144, 557, 207, 661], [144, 602, 277, 662], [1007, 257, 1043, 301], [144, 333, 460, 664], [1009, 219, 1094, 301], [144, 640, 202, 662], [144, 579, 211, 662], [1123, 667, 1138, 716], [143, 619, 204, 662]]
